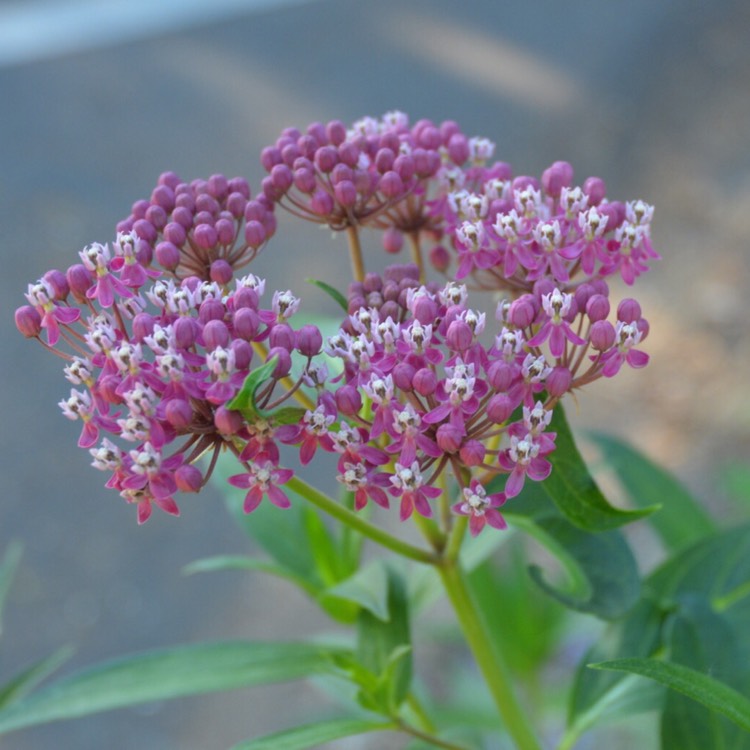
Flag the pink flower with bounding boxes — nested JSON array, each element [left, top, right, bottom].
[[452, 480, 507, 536], [228, 461, 294, 513], [498, 433, 554, 498], [389, 461, 442, 520]]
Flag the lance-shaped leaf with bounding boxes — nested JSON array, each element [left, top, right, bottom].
[[590, 657, 750, 735], [226, 356, 279, 417], [589, 431, 714, 550], [305, 278, 348, 312], [503, 483, 641, 620], [540, 406, 658, 531], [0, 641, 348, 736]]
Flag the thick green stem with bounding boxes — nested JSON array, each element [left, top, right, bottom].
[[437, 558, 543, 750], [286, 475, 437, 565], [346, 225, 366, 282]]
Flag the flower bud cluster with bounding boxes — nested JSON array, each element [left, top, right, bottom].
[[116, 172, 276, 281], [259, 111, 491, 240]]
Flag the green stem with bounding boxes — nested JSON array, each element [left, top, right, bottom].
[[286, 475, 437, 565], [346, 225, 366, 282], [396, 718, 471, 750], [437, 558, 542, 750], [407, 230, 425, 282]]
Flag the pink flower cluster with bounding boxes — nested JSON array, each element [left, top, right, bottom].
[[17, 112, 657, 534]]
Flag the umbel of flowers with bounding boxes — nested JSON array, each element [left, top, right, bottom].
[[15, 111, 656, 534]]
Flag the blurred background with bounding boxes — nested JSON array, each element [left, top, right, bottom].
[[1, 0, 749, 747]]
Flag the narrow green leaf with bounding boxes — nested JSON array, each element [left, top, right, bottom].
[[590, 658, 750, 733], [0, 641, 347, 736], [0, 542, 23, 633], [356, 567, 412, 712], [225, 357, 278, 415], [232, 718, 395, 750], [590, 431, 714, 550], [504, 483, 641, 619], [0, 647, 74, 710], [305, 278, 348, 312], [265, 406, 307, 425], [322, 560, 390, 620], [542, 405, 658, 531]]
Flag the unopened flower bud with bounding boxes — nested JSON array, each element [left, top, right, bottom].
[[590, 320, 616, 351], [66, 263, 93, 303], [486, 361, 515, 391], [586, 294, 610, 322], [583, 176, 607, 205], [486, 393, 514, 424], [173, 317, 198, 348], [269, 323, 296, 352], [460, 440, 486, 467], [231, 339, 252, 370], [429, 245, 450, 272], [213, 404, 243, 435], [267, 347, 292, 377], [446, 319, 472, 352], [14, 305, 42, 338], [542, 161, 573, 197], [297, 324, 322, 356], [392, 362, 415, 391], [175, 464, 203, 493], [617, 298, 642, 323], [155, 241, 181, 270], [232, 308, 260, 341], [508, 296, 536, 328], [547, 366, 572, 397], [43, 269, 69, 300], [413, 368, 437, 396], [436, 423, 463, 453], [383, 227, 404, 254], [203, 319, 230, 350], [336, 384, 362, 416], [210, 259, 233, 285], [166, 399, 193, 429]]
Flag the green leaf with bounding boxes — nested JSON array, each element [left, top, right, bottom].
[[504, 483, 641, 619], [232, 718, 395, 750], [468, 539, 565, 677], [0, 542, 23, 634], [589, 431, 714, 550], [225, 357, 278, 416], [565, 598, 665, 743], [322, 560, 390, 621], [356, 567, 412, 712], [0, 647, 74, 710], [541, 405, 658, 531], [305, 278, 348, 312], [0, 641, 347, 736], [590, 658, 750, 734]]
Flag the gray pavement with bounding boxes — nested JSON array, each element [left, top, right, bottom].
[[1, 0, 749, 747]]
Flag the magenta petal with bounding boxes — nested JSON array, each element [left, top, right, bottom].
[[155, 495, 180, 516], [469, 513, 485, 536], [137, 501, 152, 524], [267, 485, 291, 508], [504, 468, 525, 498], [627, 349, 649, 368], [367, 486, 390, 509], [78, 421, 99, 448], [399, 495, 414, 521], [413, 493, 433, 518], [150, 472, 177, 500], [528, 458, 552, 482], [228, 473, 251, 489], [243, 486, 263, 513], [54, 306, 81, 324], [486, 509, 508, 530]]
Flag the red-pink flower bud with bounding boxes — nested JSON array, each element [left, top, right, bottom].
[[297, 324, 322, 356], [261, 146, 282, 171], [132, 312, 155, 341], [166, 399, 194, 429], [15, 305, 42, 338], [210, 259, 233, 285], [338, 142, 360, 168], [617, 298, 642, 323], [447, 133, 470, 164], [392, 362, 415, 391], [213, 404, 243, 435], [173, 317, 198, 348], [203, 319, 230, 350], [412, 295, 437, 325], [336, 384, 362, 416], [429, 245, 450, 272], [310, 189, 334, 216], [334, 180, 357, 208], [486, 393, 514, 424], [436, 423, 463, 453], [270, 164, 293, 193], [393, 154, 415, 181], [199, 299, 226, 324], [547, 366, 572, 397], [155, 241, 181, 271], [542, 161, 574, 198], [583, 176, 607, 205], [326, 120, 346, 146], [269, 323, 296, 352], [66, 263, 93, 303], [379, 171, 404, 199], [446, 319, 473, 352], [508, 296, 536, 328], [133, 218, 157, 244], [460, 440, 486, 467], [175, 464, 203, 493], [43, 269, 69, 300], [294, 167, 316, 194], [231, 339, 252, 369], [413, 368, 437, 396], [586, 294, 610, 322], [486, 361, 515, 391], [590, 320, 616, 351], [193, 223, 218, 250], [267, 347, 292, 377]]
